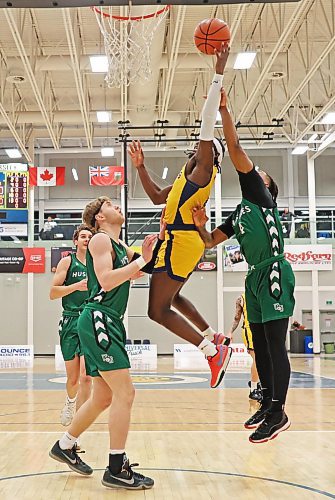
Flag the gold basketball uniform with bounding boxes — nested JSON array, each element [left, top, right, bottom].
[[154, 164, 217, 281], [241, 293, 254, 350]]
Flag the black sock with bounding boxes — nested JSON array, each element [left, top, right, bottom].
[[261, 396, 272, 410], [269, 400, 284, 413], [109, 452, 126, 475]]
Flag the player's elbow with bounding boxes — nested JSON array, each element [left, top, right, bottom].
[[49, 289, 56, 300], [151, 193, 166, 205], [205, 240, 214, 249]]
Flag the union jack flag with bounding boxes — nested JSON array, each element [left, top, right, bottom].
[[89, 165, 124, 186]]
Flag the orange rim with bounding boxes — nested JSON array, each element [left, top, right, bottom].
[[91, 4, 171, 22]]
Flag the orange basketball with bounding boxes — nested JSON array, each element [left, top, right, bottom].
[[194, 18, 230, 55]]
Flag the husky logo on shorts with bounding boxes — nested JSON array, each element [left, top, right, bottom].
[[273, 303, 284, 312], [101, 353, 114, 364]]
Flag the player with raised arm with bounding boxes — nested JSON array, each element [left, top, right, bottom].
[[193, 90, 295, 443], [129, 44, 232, 389], [50, 197, 164, 490]]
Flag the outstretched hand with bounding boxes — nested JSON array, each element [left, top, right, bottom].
[[128, 140, 144, 169], [192, 205, 208, 228], [215, 42, 230, 75]]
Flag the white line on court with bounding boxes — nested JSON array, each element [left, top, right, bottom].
[[0, 430, 334, 434]]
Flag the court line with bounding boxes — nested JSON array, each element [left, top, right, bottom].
[[0, 467, 334, 498], [0, 430, 335, 433]]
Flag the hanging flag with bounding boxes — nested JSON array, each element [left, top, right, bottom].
[[89, 166, 124, 186], [29, 166, 65, 186]]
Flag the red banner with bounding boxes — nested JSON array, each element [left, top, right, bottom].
[[89, 166, 124, 186], [22, 248, 45, 273]]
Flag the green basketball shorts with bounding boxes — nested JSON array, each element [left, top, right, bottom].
[[59, 315, 82, 361], [245, 259, 295, 324], [77, 307, 130, 377]]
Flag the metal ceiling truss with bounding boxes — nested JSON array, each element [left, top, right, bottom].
[[4, 9, 59, 149], [62, 7, 92, 148]]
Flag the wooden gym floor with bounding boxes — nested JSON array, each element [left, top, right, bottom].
[[0, 355, 335, 499]]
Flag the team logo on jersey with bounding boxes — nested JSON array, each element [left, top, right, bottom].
[[101, 353, 114, 364], [273, 303, 284, 312]]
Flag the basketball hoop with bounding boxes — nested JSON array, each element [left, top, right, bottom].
[[92, 4, 171, 88]]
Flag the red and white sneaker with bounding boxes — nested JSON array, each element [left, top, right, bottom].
[[207, 345, 232, 388], [212, 333, 231, 346]]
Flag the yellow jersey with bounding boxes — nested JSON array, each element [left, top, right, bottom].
[[164, 164, 217, 229]]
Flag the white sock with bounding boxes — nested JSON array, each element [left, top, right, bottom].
[[110, 449, 125, 455], [59, 432, 78, 450], [67, 395, 77, 404], [198, 338, 217, 357], [202, 326, 215, 341], [251, 381, 258, 390]]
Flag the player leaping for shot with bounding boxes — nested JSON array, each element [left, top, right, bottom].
[[129, 43, 232, 388]]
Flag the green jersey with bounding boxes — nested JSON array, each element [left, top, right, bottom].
[[62, 253, 88, 314], [218, 167, 284, 266], [86, 235, 130, 320]]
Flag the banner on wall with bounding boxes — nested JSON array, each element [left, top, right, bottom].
[[284, 245, 332, 271], [0, 345, 34, 369], [55, 344, 157, 372], [0, 223, 27, 236], [222, 243, 333, 272], [195, 247, 217, 271], [51, 247, 75, 272], [0, 248, 45, 273], [174, 343, 252, 371], [223, 244, 248, 272]]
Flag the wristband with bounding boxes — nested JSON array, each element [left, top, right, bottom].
[[135, 256, 146, 269], [212, 73, 224, 85]]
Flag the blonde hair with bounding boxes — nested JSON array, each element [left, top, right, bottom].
[[82, 196, 110, 230]]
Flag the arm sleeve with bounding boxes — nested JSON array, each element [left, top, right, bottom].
[[217, 212, 235, 238], [199, 73, 223, 141], [131, 239, 163, 274], [238, 166, 275, 208]]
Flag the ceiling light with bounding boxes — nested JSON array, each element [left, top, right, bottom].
[[101, 147, 114, 157], [308, 133, 318, 143], [89, 55, 108, 73], [292, 145, 308, 155], [97, 111, 111, 123], [162, 167, 168, 180], [234, 52, 257, 70], [72, 168, 78, 181], [5, 148, 21, 158], [321, 112, 335, 124]]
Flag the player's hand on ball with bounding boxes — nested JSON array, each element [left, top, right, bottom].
[[141, 234, 158, 263], [128, 140, 145, 169], [215, 42, 230, 74], [76, 279, 88, 291], [192, 206, 208, 227]]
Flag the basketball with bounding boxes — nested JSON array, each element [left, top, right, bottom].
[[194, 18, 230, 55]]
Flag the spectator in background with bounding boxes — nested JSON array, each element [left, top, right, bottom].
[[280, 208, 294, 238], [41, 216, 57, 240]]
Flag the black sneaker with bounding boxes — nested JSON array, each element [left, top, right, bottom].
[[49, 441, 93, 476], [248, 381, 263, 402], [102, 459, 154, 490], [249, 411, 291, 444], [244, 400, 270, 429]]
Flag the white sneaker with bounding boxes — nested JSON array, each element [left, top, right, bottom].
[[60, 398, 76, 426]]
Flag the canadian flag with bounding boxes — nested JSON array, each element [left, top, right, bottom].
[[29, 166, 65, 186]]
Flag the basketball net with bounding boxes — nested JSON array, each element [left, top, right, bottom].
[[92, 5, 170, 88]]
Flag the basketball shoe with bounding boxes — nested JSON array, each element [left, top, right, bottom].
[[60, 397, 76, 426], [49, 441, 93, 475], [212, 333, 231, 346], [249, 411, 291, 443], [102, 458, 154, 490], [248, 381, 263, 402], [244, 398, 271, 429], [207, 344, 232, 388]]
